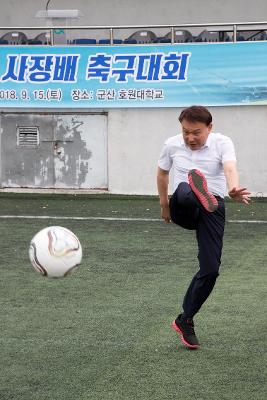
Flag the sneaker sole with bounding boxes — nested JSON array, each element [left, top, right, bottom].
[[171, 320, 200, 349], [188, 169, 218, 213]]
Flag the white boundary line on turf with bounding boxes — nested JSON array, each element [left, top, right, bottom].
[[0, 215, 267, 224], [227, 219, 267, 224], [0, 215, 161, 222]]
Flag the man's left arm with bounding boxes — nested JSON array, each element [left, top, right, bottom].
[[223, 161, 251, 204]]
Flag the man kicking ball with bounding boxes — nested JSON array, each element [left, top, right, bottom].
[[157, 105, 250, 349]]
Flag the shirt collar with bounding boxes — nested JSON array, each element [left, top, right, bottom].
[[204, 132, 212, 148]]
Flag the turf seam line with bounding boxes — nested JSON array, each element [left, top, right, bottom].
[[0, 215, 266, 223]]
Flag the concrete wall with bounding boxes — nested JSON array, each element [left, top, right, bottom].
[[1, 0, 267, 26]]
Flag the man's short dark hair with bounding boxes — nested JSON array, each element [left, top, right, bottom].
[[179, 106, 212, 126]]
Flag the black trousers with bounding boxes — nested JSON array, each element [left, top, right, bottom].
[[169, 182, 225, 319]]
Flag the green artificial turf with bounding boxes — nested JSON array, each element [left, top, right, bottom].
[[0, 192, 266, 221], [0, 194, 266, 400]]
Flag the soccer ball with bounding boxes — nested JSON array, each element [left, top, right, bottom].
[[29, 226, 82, 278]]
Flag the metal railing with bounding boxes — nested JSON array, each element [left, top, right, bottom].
[[0, 21, 266, 44]]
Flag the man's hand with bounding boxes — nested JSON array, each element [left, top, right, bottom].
[[223, 162, 251, 205], [228, 187, 251, 204], [161, 204, 171, 223]]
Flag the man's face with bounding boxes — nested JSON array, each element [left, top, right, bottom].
[[181, 119, 212, 150]]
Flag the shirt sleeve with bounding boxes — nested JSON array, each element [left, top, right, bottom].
[[221, 136, 237, 163], [158, 141, 173, 171]]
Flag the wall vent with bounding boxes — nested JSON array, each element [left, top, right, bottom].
[[17, 126, 40, 147]]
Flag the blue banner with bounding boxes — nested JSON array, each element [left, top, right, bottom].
[[0, 42, 266, 107]]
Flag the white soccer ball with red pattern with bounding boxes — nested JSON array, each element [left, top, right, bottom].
[[29, 226, 82, 278]]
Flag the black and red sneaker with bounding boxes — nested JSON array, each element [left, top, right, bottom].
[[171, 315, 200, 349], [188, 169, 218, 212]]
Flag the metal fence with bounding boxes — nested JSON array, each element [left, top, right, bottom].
[[0, 21, 266, 45]]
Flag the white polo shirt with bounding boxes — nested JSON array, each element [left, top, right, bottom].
[[158, 132, 236, 198]]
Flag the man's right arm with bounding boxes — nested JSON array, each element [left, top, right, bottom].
[[157, 167, 171, 223]]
